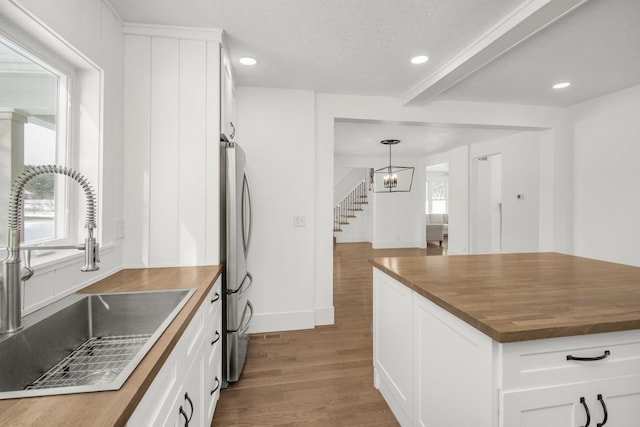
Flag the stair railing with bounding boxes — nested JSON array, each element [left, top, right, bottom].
[[334, 179, 369, 232]]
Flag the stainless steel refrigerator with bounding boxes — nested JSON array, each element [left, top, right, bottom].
[[220, 141, 254, 386]]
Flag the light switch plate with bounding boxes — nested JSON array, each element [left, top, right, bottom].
[[293, 215, 306, 227]]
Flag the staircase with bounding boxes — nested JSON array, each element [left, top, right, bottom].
[[334, 179, 369, 233]]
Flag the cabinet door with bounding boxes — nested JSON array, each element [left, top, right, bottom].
[[162, 349, 204, 427], [502, 382, 591, 427], [413, 295, 494, 427], [373, 270, 413, 425], [591, 374, 640, 427]]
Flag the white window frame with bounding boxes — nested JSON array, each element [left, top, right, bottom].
[[0, 32, 77, 251]]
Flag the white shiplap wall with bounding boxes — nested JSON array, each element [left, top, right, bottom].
[[123, 25, 221, 267]]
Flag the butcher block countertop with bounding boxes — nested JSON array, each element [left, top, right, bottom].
[[0, 265, 222, 427], [371, 252, 640, 343]]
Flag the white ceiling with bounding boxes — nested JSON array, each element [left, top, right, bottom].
[[108, 0, 522, 99], [436, 0, 640, 107], [334, 120, 536, 158], [108, 0, 640, 157]]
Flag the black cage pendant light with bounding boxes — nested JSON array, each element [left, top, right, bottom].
[[374, 139, 414, 193]]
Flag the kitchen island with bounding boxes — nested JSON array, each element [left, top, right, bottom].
[[370, 252, 640, 427], [0, 265, 222, 427]]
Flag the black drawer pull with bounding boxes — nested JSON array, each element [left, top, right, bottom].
[[597, 394, 608, 426], [179, 406, 189, 426], [184, 392, 193, 422], [211, 292, 221, 303], [210, 377, 221, 395], [567, 350, 610, 361], [211, 330, 221, 346], [580, 396, 591, 427]]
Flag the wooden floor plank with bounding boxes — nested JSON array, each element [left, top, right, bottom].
[[212, 241, 444, 425]]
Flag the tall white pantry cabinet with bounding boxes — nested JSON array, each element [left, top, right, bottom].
[[123, 25, 227, 269]]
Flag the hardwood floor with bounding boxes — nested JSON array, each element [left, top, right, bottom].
[[212, 241, 444, 426]]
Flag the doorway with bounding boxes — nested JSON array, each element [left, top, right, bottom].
[[426, 163, 449, 251], [471, 154, 502, 253]]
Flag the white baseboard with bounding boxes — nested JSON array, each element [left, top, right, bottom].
[[314, 305, 335, 326], [247, 309, 315, 333], [372, 241, 423, 249], [246, 306, 336, 333], [335, 235, 371, 243]]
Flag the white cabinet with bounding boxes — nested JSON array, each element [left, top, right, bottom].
[[592, 374, 640, 427], [503, 375, 640, 427], [412, 292, 494, 427], [220, 46, 236, 141], [373, 268, 640, 427], [503, 382, 591, 427], [372, 269, 413, 425], [123, 27, 222, 267], [373, 269, 494, 427], [127, 276, 223, 427]]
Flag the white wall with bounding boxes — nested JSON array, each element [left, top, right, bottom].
[[572, 84, 640, 267], [236, 86, 317, 332], [0, 0, 125, 314], [122, 26, 221, 267]]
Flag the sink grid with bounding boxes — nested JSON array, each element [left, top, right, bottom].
[[25, 334, 152, 390]]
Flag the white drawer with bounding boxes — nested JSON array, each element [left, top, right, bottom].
[[502, 329, 640, 390], [206, 312, 222, 367], [204, 277, 222, 342], [207, 276, 222, 319], [205, 343, 223, 424]]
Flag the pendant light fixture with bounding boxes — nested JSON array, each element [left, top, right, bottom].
[[374, 139, 414, 193]]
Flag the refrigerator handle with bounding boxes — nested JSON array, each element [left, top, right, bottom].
[[228, 300, 254, 334], [227, 271, 253, 296], [239, 301, 254, 335], [242, 173, 253, 256]]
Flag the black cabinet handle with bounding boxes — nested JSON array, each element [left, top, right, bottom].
[[210, 377, 221, 396], [597, 394, 608, 426], [230, 121, 236, 139], [211, 330, 221, 346], [184, 392, 194, 422], [211, 292, 220, 303], [179, 406, 189, 426], [580, 396, 591, 427], [567, 350, 610, 361]]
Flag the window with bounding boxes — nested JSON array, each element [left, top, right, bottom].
[[0, 35, 70, 245], [426, 179, 448, 214]]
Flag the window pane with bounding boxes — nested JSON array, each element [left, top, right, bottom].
[[430, 181, 447, 214], [24, 122, 57, 242], [432, 201, 447, 214], [0, 37, 64, 244]]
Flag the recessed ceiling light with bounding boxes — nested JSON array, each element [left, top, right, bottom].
[[239, 57, 257, 66], [553, 82, 571, 89], [410, 55, 429, 65]]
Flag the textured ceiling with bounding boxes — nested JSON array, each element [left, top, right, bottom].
[[436, 0, 640, 106], [108, 0, 522, 96], [334, 120, 536, 158], [107, 0, 640, 157]]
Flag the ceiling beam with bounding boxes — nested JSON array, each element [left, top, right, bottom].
[[402, 0, 588, 106]]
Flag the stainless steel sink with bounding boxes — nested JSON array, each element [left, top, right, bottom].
[[0, 288, 194, 399]]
